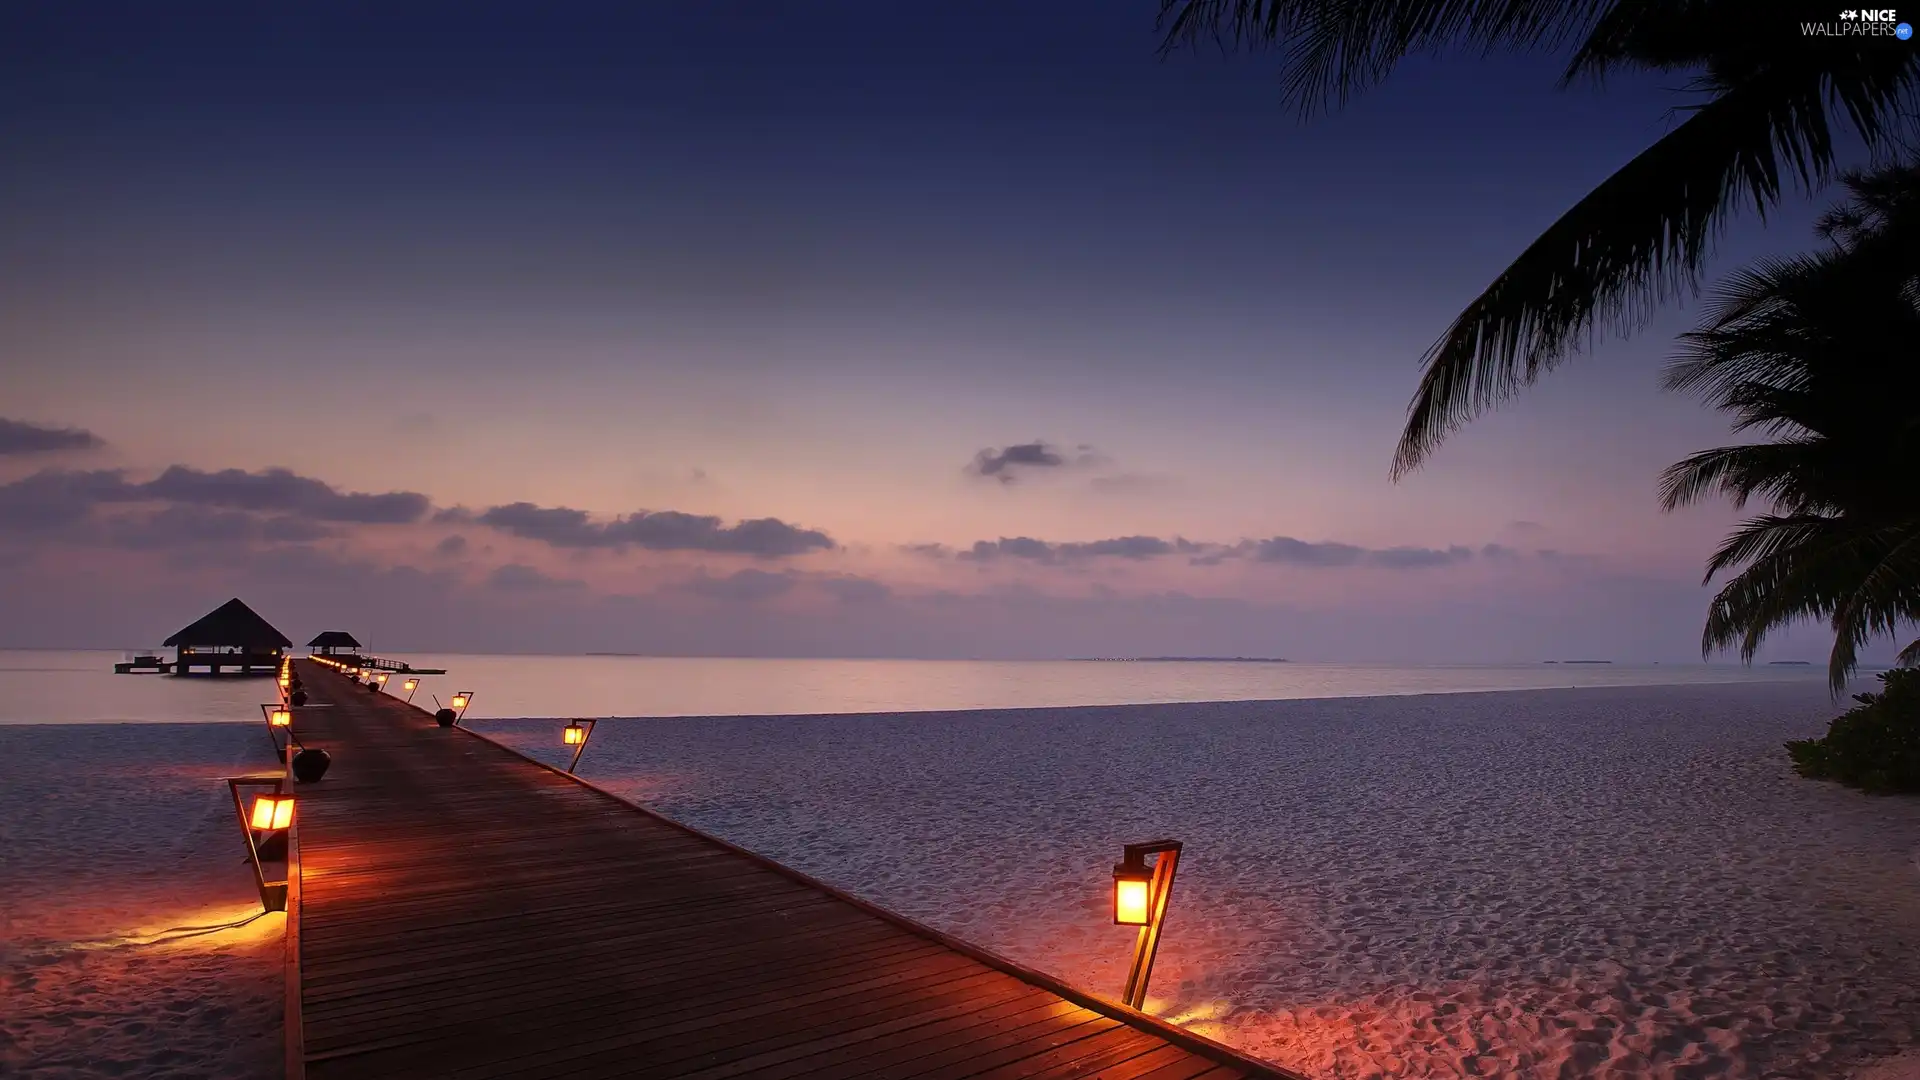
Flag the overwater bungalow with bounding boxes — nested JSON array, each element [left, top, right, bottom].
[[162, 597, 291, 677], [308, 630, 362, 660]]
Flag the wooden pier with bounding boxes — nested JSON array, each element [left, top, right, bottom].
[[285, 660, 1301, 1080]]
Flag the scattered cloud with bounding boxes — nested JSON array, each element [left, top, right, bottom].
[[0, 418, 105, 456], [0, 470, 129, 531], [0, 466, 425, 550], [1247, 536, 1365, 567], [137, 466, 430, 523], [1368, 545, 1475, 570], [1504, 520, 1548, 536], [958, 535, 1180, 563], [919, 532, 1509, 572], [473, 502, 834, 558], [1481, 542, 1521, 560], [1209, 537, 1477, 570], [965, 440, 1100, 484], [434, 534, 469, 557], [488, 563, 584, 590]]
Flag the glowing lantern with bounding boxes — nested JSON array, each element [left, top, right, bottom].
[[249, 794, 295, 831], [563, 721, 586, 745], [403, 678, 418, 692], [1113, 863, 1153, 925], [376, 672, 389, 685], [269, 709, 292, 728], [451, 694, 469, 710]]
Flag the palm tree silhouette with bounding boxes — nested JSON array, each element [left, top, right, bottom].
[[1657, 162, 1920, 692], [1157, 1, 1920, 476]]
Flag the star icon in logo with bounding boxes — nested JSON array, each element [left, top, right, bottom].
[[1841, 9, 1858, 17]]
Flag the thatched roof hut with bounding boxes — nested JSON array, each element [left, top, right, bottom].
[[166, 598, 292, 649], [163, 598, 290, 675], [308, 630, 362, 653]]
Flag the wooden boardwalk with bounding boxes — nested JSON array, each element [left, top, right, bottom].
[[286, 660, 1303, 1080]]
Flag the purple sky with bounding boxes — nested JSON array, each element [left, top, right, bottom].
[[0, 2, 1896, 662]]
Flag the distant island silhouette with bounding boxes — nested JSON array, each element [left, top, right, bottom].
[[1075, 656, 1289, 663], [1545, 659, 1614, 664], [1767, 660, 1812, 665]]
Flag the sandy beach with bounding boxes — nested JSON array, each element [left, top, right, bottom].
[[0, 723, 284, 1079], [484, 681, 1920, 1079], [6, 682, 1919, 1078]]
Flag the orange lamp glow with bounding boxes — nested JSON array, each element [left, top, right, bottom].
[[451, 695, 469, 709], [1113, 868, 1153, 925], [403, 678, 418, 692], [563, 722, 586, 745], [269, 709, 292, 728], [376, 672, 389, 685], [249, 794, 294, 831]]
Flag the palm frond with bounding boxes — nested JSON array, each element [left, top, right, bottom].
[[1389, 65, 1870, 477], [1560, 0, 1713, 85], [1155, 0, 1611, 115], [1657, 442, 1816, 512], [1898, 637, 1920, 668]]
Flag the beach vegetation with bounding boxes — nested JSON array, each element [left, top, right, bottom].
[[1786, 669, 1920, 793], [1656, 161, 1920, 694], [1155, 1, 1920, 475]]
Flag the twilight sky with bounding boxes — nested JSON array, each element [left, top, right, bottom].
[[0, 1, 1892, 661]]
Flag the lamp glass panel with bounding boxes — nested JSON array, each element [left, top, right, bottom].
[[250, 796, 294, 830], [1114, 877, 1152, 925]]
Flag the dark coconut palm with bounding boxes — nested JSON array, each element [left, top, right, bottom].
[[1156, 0, 1920, 476], [1657, 163, 1920, 692]]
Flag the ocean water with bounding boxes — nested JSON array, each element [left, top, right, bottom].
[[0, 649, 1846, 724]]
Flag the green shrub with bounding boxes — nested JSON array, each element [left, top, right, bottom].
[[1786, 668, 1920, 794]]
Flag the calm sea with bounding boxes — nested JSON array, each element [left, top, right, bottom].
[[0, 650, 1844, 725]]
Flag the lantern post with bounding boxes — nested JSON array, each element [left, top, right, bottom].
[[1110, 839, 1182, 1011], [224, 775, 294, 912], [561, 718, 598, 774], [260, 703, 297, 761]]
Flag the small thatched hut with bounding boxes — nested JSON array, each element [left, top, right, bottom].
[[308, 630, 362, 658], [163, 598, 291, 676]]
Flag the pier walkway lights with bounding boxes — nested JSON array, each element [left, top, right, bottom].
[[1111, 839, 1183, 1011], [451, 691, 475, 722], [561, 719, 598, 774], [375, 672, 389, 690], [225, 776, 294, 912], [260, 703, 299, 760], [402, 677, 420, 703]]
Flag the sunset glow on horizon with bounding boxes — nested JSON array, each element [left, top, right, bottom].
[[0, 2, 1889, 663]]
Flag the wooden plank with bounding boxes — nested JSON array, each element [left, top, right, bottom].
[[287, 661, 1305, 1080]]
